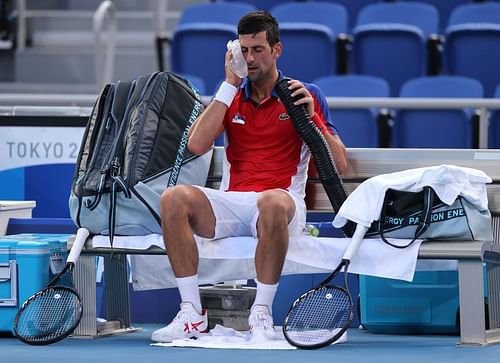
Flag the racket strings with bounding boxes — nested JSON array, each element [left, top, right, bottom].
[[285, 287, 351, 345], [15, 287, 82, 343]]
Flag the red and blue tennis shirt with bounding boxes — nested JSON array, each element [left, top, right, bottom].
[[220, 72, 338, 200]]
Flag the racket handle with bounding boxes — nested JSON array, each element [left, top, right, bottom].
[[67, 228, 90, 264], [343, 224, 368, 262]]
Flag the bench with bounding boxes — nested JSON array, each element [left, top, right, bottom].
[[71, 147, 500, 346]]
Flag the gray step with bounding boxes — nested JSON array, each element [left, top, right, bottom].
[[66, 0, 209, 12], [32, 30, 157, 48], [0, 81, 97, 94], [14, 47, 168, 84], [28, 11, 180, 32], [25, 0, 192, 11], [66, 0, 155, 11], [27, 10, 178, 48], [25, 0, 68, 10]]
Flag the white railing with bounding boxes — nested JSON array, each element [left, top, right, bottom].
[[153, 0, 168, 39], [1, 96, 499, 148], [0, 94, 97, 107], [326, 97, 500, 149], [93, 1, 117, 91], [16, 0, 27, 50]]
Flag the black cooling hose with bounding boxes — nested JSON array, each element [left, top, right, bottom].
[[275, 78, 355, 238]]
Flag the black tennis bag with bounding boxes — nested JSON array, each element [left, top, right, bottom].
[[69, 72, 212, 240], [365, 186, 493, 247]]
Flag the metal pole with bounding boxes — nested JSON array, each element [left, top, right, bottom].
[[93, 1, 117, 91], [16, 0, 26, 50], [478, 107, 490, 149], [153, 0, 168, 71]]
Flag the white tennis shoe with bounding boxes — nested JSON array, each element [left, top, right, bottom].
[[248, 304, 276, 340], [151, 302, 209, 343]]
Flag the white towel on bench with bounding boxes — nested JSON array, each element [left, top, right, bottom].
[[92, 234, 423, 290], [333, 164, 491, 229]]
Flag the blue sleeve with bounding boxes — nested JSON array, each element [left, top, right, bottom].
[[305, 82, 338, 135]]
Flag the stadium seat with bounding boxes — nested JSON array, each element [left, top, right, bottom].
[[270, 2, 348, 35], [171, 2, 256, 94], [312, 75, 390, 148], [270, 2, 348, 76], [171, 25, 236, 95], [394, 76, 484, 148], [177, 2, 256, 26], [444, 2, 500, 97], [447, 2, 500, 27], [277, 23, 337, 82], [315, 0, 382, 32], [178, 73, 207, 96], [490, 84, 500, 149], [218, 0, 293, 11], [400, 0, 471, 33], [352, 2, 439, 96]]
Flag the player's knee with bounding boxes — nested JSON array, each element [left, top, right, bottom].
[[160, 185, 196, 219], [257, 191, 289, 222]]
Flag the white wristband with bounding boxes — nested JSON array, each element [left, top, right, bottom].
[[214, 81, 238, 107]]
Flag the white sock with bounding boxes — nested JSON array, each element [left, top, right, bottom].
[[176, 274, 202, 314], [252, 279, 279, 314]]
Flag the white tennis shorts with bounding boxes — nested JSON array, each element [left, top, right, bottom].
[[194, 186, 306, 240]]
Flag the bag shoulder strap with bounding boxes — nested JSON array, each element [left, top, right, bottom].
[[110, 80, 134, 124], [379, 186, 435, 249]]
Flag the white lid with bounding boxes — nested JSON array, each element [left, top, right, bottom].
[[0, 201, 37, 211]]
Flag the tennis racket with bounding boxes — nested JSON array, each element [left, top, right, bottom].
[[283, 224, 368, 349], [13, 227, 89, 345]]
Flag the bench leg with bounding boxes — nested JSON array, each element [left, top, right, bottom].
[[488, 263, 500, 329], [104, 254, 131, 328], [458, 260, 486, 345], [73, 254, 139, 338], [73, 255, 98, 337]]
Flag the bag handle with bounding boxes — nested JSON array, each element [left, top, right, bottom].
[[378, 186, 435, 249]]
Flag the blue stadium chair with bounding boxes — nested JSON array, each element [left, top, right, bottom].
[[270, 2, 348, 76], [312, 75, 390, 147], [356, 1, 439, 37], [270, 2, 348, 35], [447, 2, 500, 27], [400, 0, 471, 33], [171, 3, 256, 94], [394, 76, 484, 148], [315, 0, 383, 32], [277, 23, 337, 82], [218, 0, 294, 11], [178, 2, 256, 26], [490, 84, 500, 149], [352, 1, 439, 96], [178, 73, 207, 96], [444, 2, 500, 97], [171, 24, 237, 95]]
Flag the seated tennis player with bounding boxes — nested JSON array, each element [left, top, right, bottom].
[[152, 10, 347, 343]]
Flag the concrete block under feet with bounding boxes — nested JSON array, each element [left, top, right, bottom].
[[206, 309, 251, 331], [200, 286, 256, 311], [200, 286, 256, 331]]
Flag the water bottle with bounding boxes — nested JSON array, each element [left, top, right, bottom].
[[227, 39, 248, 78], [306, 224, 320, 237]]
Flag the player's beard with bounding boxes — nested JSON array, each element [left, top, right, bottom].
[[247, 66, 272, 85]]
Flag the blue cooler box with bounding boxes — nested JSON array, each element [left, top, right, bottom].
[[360, 271, 461, 334], [0, 234, 69, 334], [1, 234, 69, 279]]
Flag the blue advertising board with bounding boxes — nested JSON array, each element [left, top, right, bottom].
[[0, 112, 87, 218]]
